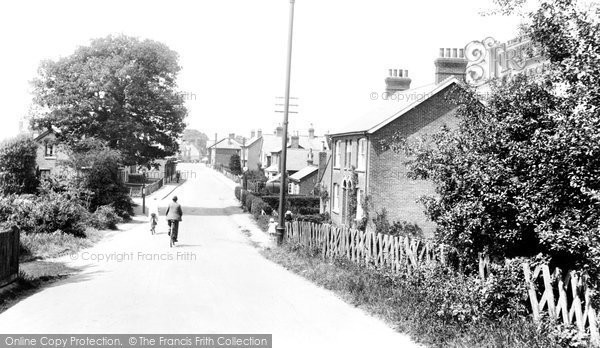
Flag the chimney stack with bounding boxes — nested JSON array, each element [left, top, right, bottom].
[[291, 133, 300, 149], [275, 125, 283, 137], [434, 48, 467, 84], [229, 133, 235, 139], [307, 148, 314, 165], [308, 123, 315, 139], [251, 130, 256, 138], [385, 68, 411, 94], [257, 129, 262, 138]]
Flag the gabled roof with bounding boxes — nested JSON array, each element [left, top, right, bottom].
[[270, 148, 312, 172], [330, 77, 460, 137], [34, 126, 61, 141], [289, 165, 318, 182], [208, 138, 242, 150]]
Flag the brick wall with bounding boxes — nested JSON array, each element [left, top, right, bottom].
[[368, 87, 460, 237], [214, 149, 240, 168]]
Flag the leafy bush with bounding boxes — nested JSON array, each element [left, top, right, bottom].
[[61, 138, 133, 218], [298, 207, 320, 215], [0, 135, 39, 195], [10, 192, 89, 237], [229, 154, 242, 175], [234, 186, 241, 200], [251, 198, 272, 218], [89, 205, 121, 230], [261, 195, 320, 213], [294, 213, 331, 224], [372, 208, 424, 238], [244, 193, 256, 213]]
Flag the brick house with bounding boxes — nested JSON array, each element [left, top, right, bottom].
[[321, 52, 467, 236], [288, 164, 319, 195], [208, 134, 242, 169], [241, 125, 328, 175], [34, 128, 69, 178]]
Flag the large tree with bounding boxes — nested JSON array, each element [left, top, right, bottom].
[[32, 35, 187, 165], [182, 128, 209, 155], [402, 0, 600, 275]]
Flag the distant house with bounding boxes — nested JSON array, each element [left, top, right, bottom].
[[288, 165, 319, 195], [320, 62, 466, 235], [34, 127, 68, 178], [180, 141, 201, 162], [208, 134, 242, 168], [264, 137, 314, 180], [242, 125, 328, 177]]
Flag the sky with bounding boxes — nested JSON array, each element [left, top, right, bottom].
[[0, 0, 522, 142]]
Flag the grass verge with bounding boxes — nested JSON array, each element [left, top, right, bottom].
[[0, 262, 77, 314], [261, 243, 566, 348], [19, 228, 105, 262]]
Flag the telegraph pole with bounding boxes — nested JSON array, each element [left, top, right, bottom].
[[276, 0, 296, 245]]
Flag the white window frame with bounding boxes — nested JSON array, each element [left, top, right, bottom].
[[358, 138, 367, 171], [334, 141, 341, 168], [345, 140, 352, 168], [333, 183, 339, 212]]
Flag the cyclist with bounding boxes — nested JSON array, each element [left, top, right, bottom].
[[148, 197, 159, 234], [165, 195, 183, 243]]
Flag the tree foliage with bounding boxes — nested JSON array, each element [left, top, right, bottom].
[[32, 35, 187, 165], [182, 129, 209, 156], [229, 154, 242, 175], [405, 0, 600, 275], [60, 138, 133, 218], [0, 135, 39, 195]]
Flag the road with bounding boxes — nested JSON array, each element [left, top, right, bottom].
[[0, 164, 421, 348]]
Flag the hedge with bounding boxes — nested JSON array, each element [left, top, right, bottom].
[[261, 195, 320, 213]]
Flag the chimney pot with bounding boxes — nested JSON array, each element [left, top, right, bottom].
[[434, 47, 468, 83]]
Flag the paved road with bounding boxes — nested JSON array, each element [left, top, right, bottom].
[[0, 164, 421, 348]]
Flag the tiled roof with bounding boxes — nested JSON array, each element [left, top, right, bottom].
[[330, 77, 459, 136], [289, 165, 318, 182], [208, 138, 242, 150]]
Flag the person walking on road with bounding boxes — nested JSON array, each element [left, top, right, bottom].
[[166, 196, 183, 243], [148, 197, 159, 234]]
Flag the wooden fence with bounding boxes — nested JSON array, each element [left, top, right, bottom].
[[0, 226, 19, 288], [284, 220, 448, 272], [285, 220, 600, 345]]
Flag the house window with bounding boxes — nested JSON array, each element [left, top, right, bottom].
[[334, 141, 341, 168], [358, 138, 367, 171], [345, 140, 352, 168], [44, 143, 54, 157], [39, 169, 51, 179], [333, 183, 339, 212]]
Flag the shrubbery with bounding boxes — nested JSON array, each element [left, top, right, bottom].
[[261, 195, 320, 213], [234, 186, 241, 200], [0, 135, 39, 195], [89, 205, 121, 230], [6, 192, 88, 237]]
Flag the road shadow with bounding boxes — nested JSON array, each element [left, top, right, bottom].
[[0, 261, 101, 315], [156, 206, 242, 217]]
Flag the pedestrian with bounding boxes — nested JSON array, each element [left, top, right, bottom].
[[285, 210, 293, 222], [165, 196, 183, 243], [148, 197, 159, 232], [176, 171, 181, 183], [267, 218, 278, 236]]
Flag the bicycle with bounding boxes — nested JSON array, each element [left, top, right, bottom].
[[168, 219, 178, 247]]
